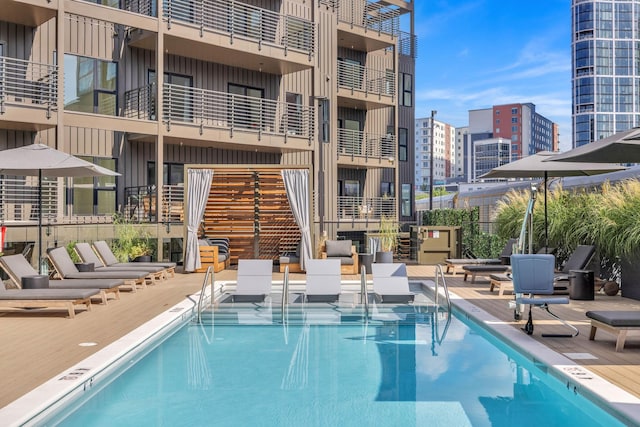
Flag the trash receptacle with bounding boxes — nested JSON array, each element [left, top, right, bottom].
[[569, 270, 594, 300]]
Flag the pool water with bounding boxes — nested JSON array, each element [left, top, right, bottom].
[[55, 305, 624, 427]]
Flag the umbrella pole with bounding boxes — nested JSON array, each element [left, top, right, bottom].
[[38, 169, 43, 274]]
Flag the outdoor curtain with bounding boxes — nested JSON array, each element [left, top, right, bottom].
[[281, 169, 312, 270], [184, 168, 213, 272]]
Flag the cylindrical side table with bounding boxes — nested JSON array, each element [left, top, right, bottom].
[[21, 275, 49, 289]]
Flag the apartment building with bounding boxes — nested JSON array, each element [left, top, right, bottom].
[[414, 116, 455, 192], [0, 0, 415, 263], [572, 0, 640, 148]]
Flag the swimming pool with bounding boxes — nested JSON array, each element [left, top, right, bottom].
[[36, 300, 628, 427]]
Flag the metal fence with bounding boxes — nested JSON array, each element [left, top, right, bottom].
[[337, 129, 395, 160], [337, 61, 395, 97]]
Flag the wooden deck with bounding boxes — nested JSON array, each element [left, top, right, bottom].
[[1, 264, 640, 410]]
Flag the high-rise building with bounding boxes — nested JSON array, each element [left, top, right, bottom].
[[572, 0, 640, 147], [462, 103, 557, 182], [0, 0, 416, 259], [414, 117, 455, 192]]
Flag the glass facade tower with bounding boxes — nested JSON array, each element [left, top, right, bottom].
[[572, 0, 640, 147]]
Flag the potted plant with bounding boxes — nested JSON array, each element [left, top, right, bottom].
[[376, 215, 399, 263], [111, 214, 153, 262]]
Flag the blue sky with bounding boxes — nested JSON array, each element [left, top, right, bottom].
[[413, 1, 572, 151]]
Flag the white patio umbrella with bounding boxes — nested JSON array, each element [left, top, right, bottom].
[[479, 151, 626, 249], [549, 127, 640, 163], [0, 144, 120, 272]]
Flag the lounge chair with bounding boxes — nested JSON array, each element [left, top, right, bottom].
[[74, 242, 165, 284], [230, 259, 273, 303], [511, 254, 578, 338], [320, 239, 359, 275], [0, 254, 125, 304], [47, 247, 149, 290], [304, 259, 342, 303], [553, 245, 596, 294], [371, 263, 415, 303], [445, 238, 517, 275], [585, 311, 640, 352], [0, 276, 98, 318], [92, 240, 176, 278]]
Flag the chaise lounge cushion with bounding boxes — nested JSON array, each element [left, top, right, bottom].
[[586, 311, 640, 326]]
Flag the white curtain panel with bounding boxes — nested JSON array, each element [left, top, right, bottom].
[[184, 168, 213, 272], [281, 169, 312, 270]]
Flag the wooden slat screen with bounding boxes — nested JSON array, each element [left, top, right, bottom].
[[201, 168, 303, 264]]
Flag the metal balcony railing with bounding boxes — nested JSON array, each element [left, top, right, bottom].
[[163, 0, 315, 56], [0, 178, 58, 223], [337, 0, 400, 37], [397, 30, 418, 58], [337, 129, 396, 160], [123, 84, 156, 120], [124, 184, 185, 223], [123, 0, 156, 16], [338, 196, 396, 220], [162, 83, 315, 140], [0, 57, 57, 116], [337, 61, 395, 97]]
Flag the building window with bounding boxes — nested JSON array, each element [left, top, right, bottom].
[[400, 73, 412, 107], [398, 127, 408, 161], [511, 117, 518, 123], [401, 184, 411, 217], [147, 162, 185, 186], [511, 107, 518, 114], [64, 54, 117, 115], [228, 83, 265, 130], [381, 182, 394, 197], [150, 70, 194, 122], [73, 157, 117, 215]]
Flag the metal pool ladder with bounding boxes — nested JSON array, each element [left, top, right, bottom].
[[196, 266, 214, 324], [434, 264, 451, 313]]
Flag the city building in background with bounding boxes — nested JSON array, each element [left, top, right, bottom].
[[572, 0, 640, 147], [414, 117, 455, 192]]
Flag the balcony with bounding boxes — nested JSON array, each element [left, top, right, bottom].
[[337, 0, 399, 52], [123, 83, 314, 149], [337, 61, 395, 109], [0, 57, 58, 131], [4, 0, 58, 27], [338, 129, 396, 166], [337, 196, 396, 221], [130, 0, 315, 74]]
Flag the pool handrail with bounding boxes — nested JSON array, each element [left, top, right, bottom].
[[281, 265, 290, 324], [360, 265, 368, 318], [196, 266, 214, 324], [434, 264, 451, 313]]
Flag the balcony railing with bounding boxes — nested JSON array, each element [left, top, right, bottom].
[[124, 184, 185, 223], [163, 0, 315, 56], [161, 83, 314, 140], [337, 61, 395, 97], [0, 177, 57, 223], [0, 57, 57, 116], [338, 196, 396, 220], [397, 31, 418, 58], [337, 0, 400, 36], [123, 83, 155, 120], [338, 129, 396, 160]]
